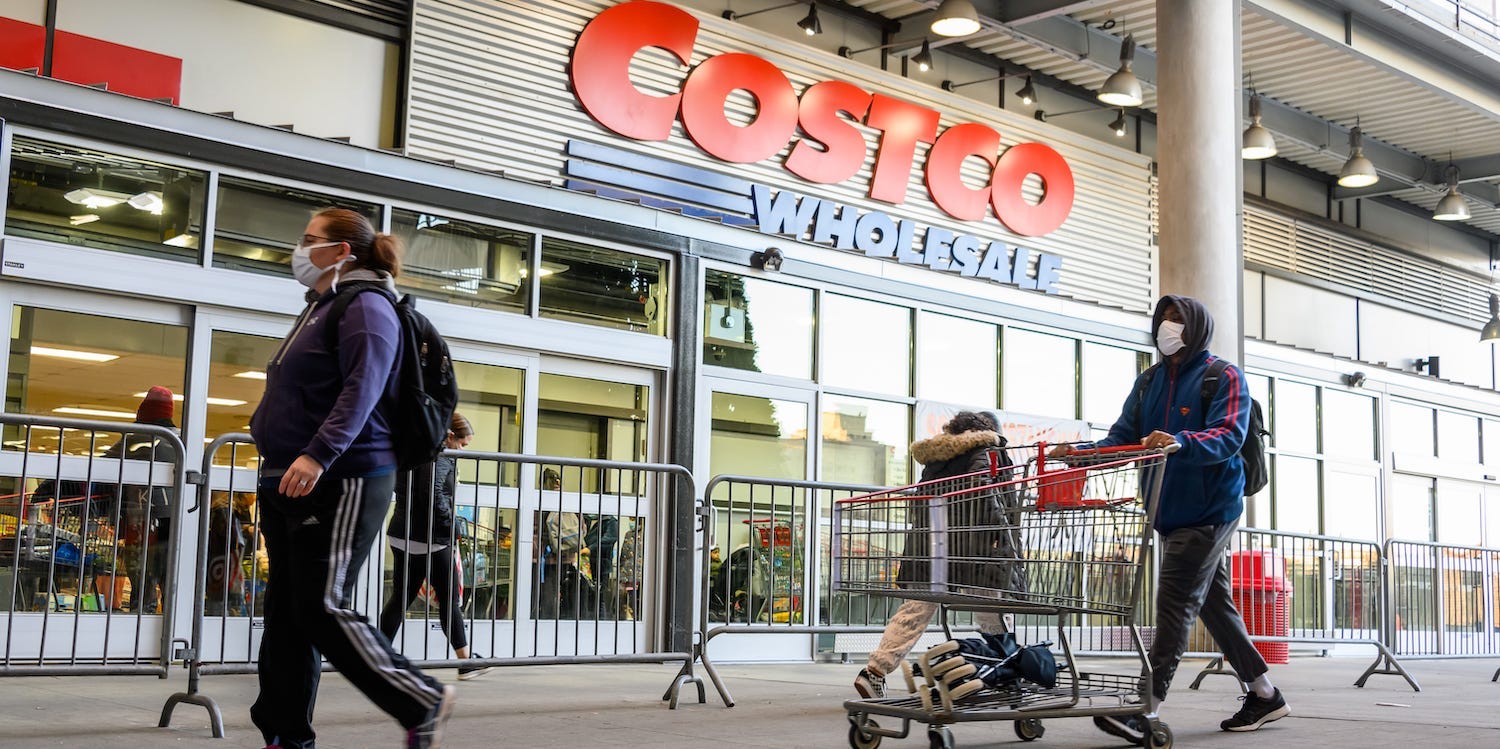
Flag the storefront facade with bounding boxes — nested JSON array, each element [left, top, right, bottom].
[[2, 0, 1499, 662]]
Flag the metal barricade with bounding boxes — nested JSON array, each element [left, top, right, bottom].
[[0, 413, 187, 679], [161, 434, 716, 738], [1384, 538, 1500, 677], [1190, 528, 1418, 692]]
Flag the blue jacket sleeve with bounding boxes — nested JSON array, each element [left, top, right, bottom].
[[1093, 371, 1149, 448], [1172, 362, 1250, 465], [302, 294, 400, 469]]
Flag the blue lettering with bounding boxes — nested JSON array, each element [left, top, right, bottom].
[[948, 234, 982, 276], [977, 242, 1010, 282], [856, 211, 898, 258], [1035, 252, 1062, 294], [1010, 246, 1037, 289], [751, 184, 820, 237], [923, 227, 955, 271], [813, 200, 859, 250]]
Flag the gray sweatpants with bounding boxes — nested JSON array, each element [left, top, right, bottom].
[[1149, 522, 1269, 701], [867, 600, 1008, 676]]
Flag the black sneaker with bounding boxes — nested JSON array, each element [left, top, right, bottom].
[[457, 654, 493, 681], [853, 668, 886, 698], [1220, 688, 1290, 731], [1092, 714, 1146, 745], [406, 684, 455, 749]]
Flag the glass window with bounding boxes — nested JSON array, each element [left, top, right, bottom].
[[1273, 456, 1320, 535], [1002, 328, 1076, 418], [452, 361, 525, 487], [1484, 420, 1500, 467], [1389, 475, 1434, 542], [1486, 488, 1500, 548], [820, 396, 910, 486], [537, 373, 648, 494], [7, 137, 207, 261], [6, 306, 187, 454], [1322, 390, 1376, 462], [1273, 380, 1317, 454], [1247, 373, 1271, 415], [1081, 343, 1141, 425], [206, 331, 279, 466], [1436, 481, 1483, 547], [917, 312, 996, 408], [1389, 402, 1435, 457], [538, 238, 667, 335], [1436, 411, 1480, 464], [703, 271, 814, 379], [1324, 468, 1380, 540], [391, 209, 532, 312], [822, 295, 910, 397], [211, 177, 378, 276]]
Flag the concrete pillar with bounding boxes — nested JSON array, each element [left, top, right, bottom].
[[1156, 0, 1244, 364]]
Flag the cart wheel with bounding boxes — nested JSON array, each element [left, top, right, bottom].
[[1013, 718, 1045, 741], [927, 726, 955, 749], [847, 718, 882, 749], [1146, 722, 1173, 749]]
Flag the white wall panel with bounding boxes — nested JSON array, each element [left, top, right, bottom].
[[406, 0, 1158, 313], [1262, 274, 1356, 358], [1359, 302, 1494, 390], [1244, 269, 1263, 339]]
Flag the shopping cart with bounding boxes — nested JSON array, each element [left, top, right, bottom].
[[833, 443, 1177, 749]]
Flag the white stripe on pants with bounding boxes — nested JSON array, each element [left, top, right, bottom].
[[867, 600, 1010, 676]]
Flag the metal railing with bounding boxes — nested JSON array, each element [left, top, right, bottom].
[[160, 434, 717, 738], [1384, 538, 1500, 665], [0, 413, 187, 679]]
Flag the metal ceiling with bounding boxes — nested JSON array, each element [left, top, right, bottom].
[[835, 0, 1500, 241]]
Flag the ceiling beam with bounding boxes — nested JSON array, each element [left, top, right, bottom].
[[996, 0, 1119, 25]]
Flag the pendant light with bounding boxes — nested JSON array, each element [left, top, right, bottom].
[[1097, 34, 1143, 107], [1337, 125, 1379, 188], [1109, 109, 1128, 138], [1433, 164, 1471, 221], [796, 2, 822, 36], [1242, 93, 1277, 160], [1483, 246, 1500, 343], [911, 39, 934, 72], [931, 0, 981, 38]]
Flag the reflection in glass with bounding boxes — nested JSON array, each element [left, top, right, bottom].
[[529, 511, 644, 622], [381, 506, 518, 634], [917, 312, 996, 408], [6, 137, 207, 261], [1081, 343, 1142, 425], [1002, 328, 1076, 418], [452, 362, 524, 487], [1273, 381, 1317, 454], [820, 396, 910, 487], [703, 270, 814, 379], [211, 177, 378, 276], [1273, 456, 1319, 535], [1322, 390, 1376, 462], [538, 238, 667, 335], [822, 295, 910, 397], [391, 209, 532, 312], [207, 331, 279, 466], [537, 373, 649, 494]]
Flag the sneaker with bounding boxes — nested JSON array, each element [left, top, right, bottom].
[[854, 667, 886, 698], [406, 684, 455, 749], [1093, 714, 1147, 745], [457, 654, 493, 681], [1220, 688, 1290, 732]]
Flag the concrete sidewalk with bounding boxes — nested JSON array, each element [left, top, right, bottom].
[[0, 655, 1496, 748]]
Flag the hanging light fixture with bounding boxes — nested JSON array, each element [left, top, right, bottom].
[[1434, 164, 1471, 221], [931, 0, 981, 38], [1109, 109, 1128, 137], [797, 2, 822, 35], [1484, 245, 1500, 343], [1016, 75, 1037, 106], [1242, 93, 1277, 160], [1097, 34, 1143, 107], [1337, 125, 1379, 188], [911, 39, 934, 72]]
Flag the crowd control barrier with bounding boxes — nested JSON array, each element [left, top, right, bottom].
[[1384, 539, 1500, 676], [160, 435, 716, 738], [0, 413, 187, 680], [1190, 528, 1418, 692]]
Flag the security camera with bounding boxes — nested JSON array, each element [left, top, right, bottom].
[[1342, 371, 1367, 388], [751, 247, 784, 272]]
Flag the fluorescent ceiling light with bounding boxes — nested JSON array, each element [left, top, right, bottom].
[[233, 370, 267, 380], [133, 391, 247, 407], [128, 191, 164, 215], [31, 345, 119, 362], [63, 187, 131, 209], [54, 406, 137, 420], [69, 214, 101, 225], [163, 233, 198, 249], [519, 261, 570, 279]]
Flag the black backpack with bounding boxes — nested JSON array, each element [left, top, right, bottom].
[[325, 282, 460, 471], [1135, 358, 1270, 497]]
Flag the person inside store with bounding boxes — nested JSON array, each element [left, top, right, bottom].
[[380, 411, 492, 680], [1051, 295, 1289, 742], [108, 386, 179, 614], [535, 469, 602, 618], [249, 208, 452, 749], [854, 410, 1020, 699], [205, 492, 252, 616]]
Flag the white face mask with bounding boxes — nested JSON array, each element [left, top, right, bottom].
[[1156, 320, 1186, 356], [290, 241, 354, 289]]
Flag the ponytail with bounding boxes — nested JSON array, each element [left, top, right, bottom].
[[313, 207, 403, 279]]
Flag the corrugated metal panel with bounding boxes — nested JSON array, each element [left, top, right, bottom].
[[316, 0, 409, 25], [407, 0, 1158, 312], [1244, 205, 1492, 323]]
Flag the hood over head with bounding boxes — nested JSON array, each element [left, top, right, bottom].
[[1152, 295, 1213, 359]]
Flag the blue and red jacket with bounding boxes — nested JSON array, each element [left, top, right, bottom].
[[1095, 348, 1250, 533]]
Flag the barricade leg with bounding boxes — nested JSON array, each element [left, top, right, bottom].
[[158, 638, 228, 737], [1354, 644, 1421, 692], [1187, 656, 1247, 693]]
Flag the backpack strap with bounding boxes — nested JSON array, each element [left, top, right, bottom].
[[322, 282, 397, 352], [1132, 362, 1163, 434], [1200, 357, 1232, 424]]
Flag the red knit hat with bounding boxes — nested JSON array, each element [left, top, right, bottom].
[[136, 386, 175, 423]]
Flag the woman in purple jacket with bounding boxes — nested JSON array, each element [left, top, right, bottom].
[[248, 208, 452, 749]]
